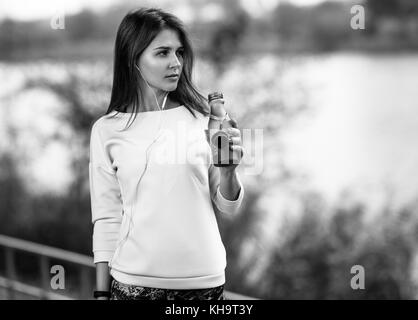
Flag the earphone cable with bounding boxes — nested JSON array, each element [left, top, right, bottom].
[[109, 69, 168, 268]]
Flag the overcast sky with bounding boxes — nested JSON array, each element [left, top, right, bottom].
[[0, 0, 348, 22]]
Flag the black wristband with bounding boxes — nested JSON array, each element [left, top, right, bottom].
[[94, 290, 111, 299]]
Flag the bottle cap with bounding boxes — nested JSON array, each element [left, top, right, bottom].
[[208, 92, 223, 102]]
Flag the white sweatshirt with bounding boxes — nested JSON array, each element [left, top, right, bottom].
[[89, 105, 244, 289]]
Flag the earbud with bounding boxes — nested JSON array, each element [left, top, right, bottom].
[[135, 64, 141, 73]]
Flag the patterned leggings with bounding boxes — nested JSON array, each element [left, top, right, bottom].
[[110, 278, 226, 300]]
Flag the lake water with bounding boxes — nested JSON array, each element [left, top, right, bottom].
[[281, 53, 418, 212], [1, 53, 418, 215]]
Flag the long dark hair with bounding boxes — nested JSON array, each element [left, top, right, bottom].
[[105, 8, 209, 130]]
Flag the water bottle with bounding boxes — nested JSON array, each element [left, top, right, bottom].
[[207, 92, 236, 167]]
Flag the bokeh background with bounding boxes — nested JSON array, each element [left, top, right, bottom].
[[1, 0, 418, 299]]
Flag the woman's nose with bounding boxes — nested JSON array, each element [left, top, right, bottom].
[[169, 53, 182, 69]]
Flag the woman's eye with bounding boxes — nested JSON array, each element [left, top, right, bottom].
[[157, 50, 184, 58]]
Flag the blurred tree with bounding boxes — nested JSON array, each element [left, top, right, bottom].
[[66, 9, 100, 41], [309, 2, 352, 51], [206, 0, 251, 71], [272, 1, 352, 52], [248, 192, 418, 299], [258, 192, 332, 299], [4, 70, 110, 253], [273, 3, 309, 42], [367, 0, 418, 18], [0, 153, 27, 235], [216, 187, 264, 296], [0, 19, 18, 59], [366, 0, 418, 38]]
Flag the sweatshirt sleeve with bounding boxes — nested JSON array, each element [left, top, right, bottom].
[[208, 164, 245, 218], [89, 122, 123, 264]]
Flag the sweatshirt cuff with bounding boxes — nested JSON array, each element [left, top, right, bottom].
[[215, 178, 244, 215], [93, 250, 115, 264]]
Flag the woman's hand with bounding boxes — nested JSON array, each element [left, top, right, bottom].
[[219, 118, 244, 175]]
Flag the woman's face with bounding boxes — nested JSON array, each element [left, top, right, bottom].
[[137, 28, 184, 94]]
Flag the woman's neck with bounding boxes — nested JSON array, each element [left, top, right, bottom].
[[142, 89, 168, 111], [124, 95, 179, 113]]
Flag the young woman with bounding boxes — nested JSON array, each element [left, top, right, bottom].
[[89, 7, 245, 300]]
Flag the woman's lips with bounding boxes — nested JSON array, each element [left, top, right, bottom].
[[165, 75, 179, 80]]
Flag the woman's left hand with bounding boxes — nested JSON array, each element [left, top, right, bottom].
[[220, 118, 244, 174]]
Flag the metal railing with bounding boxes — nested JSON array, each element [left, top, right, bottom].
[[0, 234, 93, 299], [0, 234, 256, 300]]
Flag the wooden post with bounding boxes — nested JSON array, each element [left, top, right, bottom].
[[5, 248, 16, 299], [40, 255, 50, 300], [80, 267, 90, 299]]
